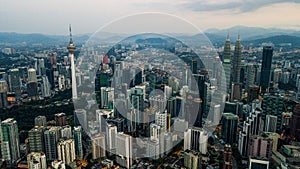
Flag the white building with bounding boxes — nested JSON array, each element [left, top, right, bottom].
[[92, 133, 106, 159], [57, 139, 76, 165], [184, 127, 208, 154], [116, 132, 132, 168], [27, 152, 47, 169]]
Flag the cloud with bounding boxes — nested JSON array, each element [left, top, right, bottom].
[[184, 0, 300, 13]]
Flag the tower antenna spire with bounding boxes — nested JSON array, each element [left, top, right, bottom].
[[69, 24, 73, 44]]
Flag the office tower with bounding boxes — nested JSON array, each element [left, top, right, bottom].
[[51, 160, 66, 169], [130, 86, 145, 131], [44, 127, 59, 160], [27, 152, 47, 169], [247, 85, 259, 103], [191, 60, 198, 74], [106, 124, 117, 155], [223, 35, 232, 92], [260, 46, 273, 93], [238, 108, 263, 157], [261, 93, 284, 132], [192, 74, 207, 127], [116, 132, 132, 169], [155, 111, 168, 130], [222, 113, 238, 145], [291, 104, 300, 140], [27, 81, 38, 99], [37, 58, 45, 76], [1, 118, 20, 165], [107, 117, 125, 133], [149, 123, 165, 156], [223, 144, 233, 169], [184, 127, 208, 154], [263, 132, 279, 152], [41, 75, 51, 97], [67, 25, 77, 100], [249, 158, 269, 169], [55, 113, 67, 126], [281, 71, 290, 84], [34, 116, 47, 127], [245, 63, 256, 90], [230, 83, 242, 101], [60, 125, 72, 139], [100, 87, 114, 109], [146, 140, 160, 160], [0, 79, 8, 108], [209, 104, 221, 125], [8, 68, 21, 96], [232, 35, 242, 83], [281, 112, 292, 130], [73, 126, 83, 159], [28, 127, 44, 153], [184, 150, 202, 169], [28, 68, 37, 82], [150, 95, 166, 114], [248, 135, 273, 160], [265, 115, 277, 132], [57, 139, 76, 164], [92, 133, 106, 159], [74, 109, 87, 131], [273, 68, 282, 86]]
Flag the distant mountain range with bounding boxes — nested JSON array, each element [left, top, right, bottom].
[[1, 26, 300, 47]]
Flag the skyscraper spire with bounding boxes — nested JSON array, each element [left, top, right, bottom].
[[223, 34, 232, 93], [232, 35, 242, 83]]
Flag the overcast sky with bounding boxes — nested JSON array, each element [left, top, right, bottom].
[[1, 0, 300, 35]]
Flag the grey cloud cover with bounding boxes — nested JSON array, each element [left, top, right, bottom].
[[184, 0, 300, 12]]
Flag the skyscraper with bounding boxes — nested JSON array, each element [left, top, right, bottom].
[[27, 152, 47, 169], [184, 150, 202, 169], [92, 133, 106, 159], [222, 113, 238, 145], [44, 127, 59, 160], [8, 68, 21, 96], [41, 75, 51, 97], [28, 126, 44, 153], [34, 116, 47, 127], [0, 79, 8, 108], [57, 139, 76, 165], [223, 35, 232, 92], [232, 35, 242, 83], [248, 135, 273, 160], [1, 118, 20, 166], [116, 132, 132, 168], [28, 68, 37, 83], [55, 113, 67, 126], [223, 144, 233, 169], [67, 25, 77, 100], [260, 46, 273, 93], [73, 126, 83, 159], [184, 127, 208, 154]]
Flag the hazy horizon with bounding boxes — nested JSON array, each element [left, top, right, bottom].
[[1, 0, 300, 35]]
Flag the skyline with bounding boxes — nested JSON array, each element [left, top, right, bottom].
[[1, 0, 300, 35]]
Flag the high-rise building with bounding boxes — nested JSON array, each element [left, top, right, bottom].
[[0, 79, 8, 108], [28, 126, 44, 153], [223, 35, 232, 93], [28, 68, 37, 83], [73, 126, 83, 159], [223, 144, 233, 169], [92, 133, 106, 159], [291, 104, 300, 140], [146, 140, 160, 160], [51, 160, 66, 169], [34, 116, 47, 127], [74, 109, 87, 131], [184, 150, 202, 169], [260, 46, 273, 93], [67, 25, 77, 100], [184, 127, 208, 154], [55, 113, 67, 126], [248, 135, 273, 160], [57, 139, 76, 165], [27, 152, 47, 169], [8, 68, 21, 96], [245, 63, 256, 90], [265, 115, 277, 133], [41, 75, 51, 97], [60, 125, 72, 139], [232, 35, 242, 83], [106, 124, 117, 154], [1, 118, 20, 166], [222, 113, 238, 145], [261, 93, 284, 133], [27, 81, 38, 100], [116, 132, 132, 169], [44, 127, 60, 160]]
